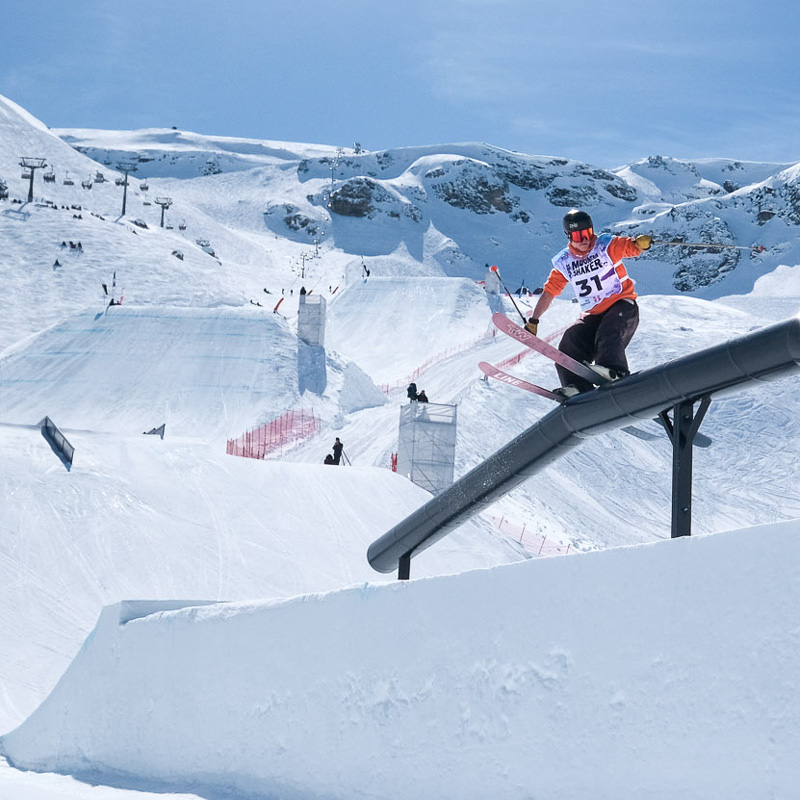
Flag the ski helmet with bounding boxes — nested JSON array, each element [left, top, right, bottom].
[[563, 209, 593, 236]]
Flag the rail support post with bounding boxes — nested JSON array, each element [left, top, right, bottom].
[[398, 553, 411, 581], [658, 396, 711, 538]]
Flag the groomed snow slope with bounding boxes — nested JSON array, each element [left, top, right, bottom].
[[0, 278, 526, 733], [4, 521, 800, 800]]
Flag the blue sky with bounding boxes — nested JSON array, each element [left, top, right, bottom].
[[2, 0, 798, 168]]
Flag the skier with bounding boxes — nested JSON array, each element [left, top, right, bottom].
[[526, 209, 651, 398]]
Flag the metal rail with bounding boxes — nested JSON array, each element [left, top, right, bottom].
[[368, 315, 800, 576]]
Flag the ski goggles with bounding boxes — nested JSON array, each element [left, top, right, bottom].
[[568, 227, 593, 242]]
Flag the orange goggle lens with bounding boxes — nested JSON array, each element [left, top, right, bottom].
[[569, 228, 593, 242]]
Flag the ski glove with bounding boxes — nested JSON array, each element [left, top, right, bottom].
[[524, 318, 539, 336], [635, 234, 652, 251]]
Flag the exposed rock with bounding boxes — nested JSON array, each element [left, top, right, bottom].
[[604, 181, 638, 202], [428, 161, 514, 214], [495, 164, 555, 191], [547, 184, 601, 208], [329, 178, 379, 217]]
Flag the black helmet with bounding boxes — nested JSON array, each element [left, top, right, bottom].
[[563, 209, 593, 236]]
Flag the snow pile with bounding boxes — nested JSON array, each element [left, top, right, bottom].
[[4, 522, 800, 799]]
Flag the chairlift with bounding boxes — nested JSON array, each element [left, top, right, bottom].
[[21, 171, 31, 180], [140, 182, 149, 191], [81, 178, 93, 190], [178, 220, 187, 230], [95, 172, 106, 183], [43, 169, 56, 183], [115, 177, 125, 186], [63, 174, 74, 185], [143, 200, 151, 206]]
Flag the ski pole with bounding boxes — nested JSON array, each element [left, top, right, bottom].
[[341, 449, 351, 466], [489, 265, 527, 324], [651, 240, 766, 253]]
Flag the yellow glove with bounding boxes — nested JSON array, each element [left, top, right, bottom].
[[524, 318, 539, 336], [635, 234, 652, 251]]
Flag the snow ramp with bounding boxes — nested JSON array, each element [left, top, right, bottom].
[[326, 276, 492, 385], [4, 523, 800, 798], [0, 306, 300, 440]]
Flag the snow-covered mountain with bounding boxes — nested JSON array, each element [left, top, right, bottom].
[[56, 122, 800, 297], [2, 91, 799, 353], [2, 92, 800, 799]]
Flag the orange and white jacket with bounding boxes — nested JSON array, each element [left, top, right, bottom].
[[543, 233, 642, 315]]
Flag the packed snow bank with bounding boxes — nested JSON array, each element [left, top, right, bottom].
[[5, 522, 800, 799], [0, 424, 522, 732]]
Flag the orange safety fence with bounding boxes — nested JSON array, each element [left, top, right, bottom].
[[227, 408, 319, 460], [380, 324, 496, 395]]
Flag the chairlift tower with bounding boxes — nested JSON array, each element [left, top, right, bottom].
[[155, 197, 173, 228], [116, 162, 138, 216], [19, 157, 47, 202], [329, 147, 343, 191]]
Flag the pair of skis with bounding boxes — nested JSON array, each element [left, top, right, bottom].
[[482, 312, 711, 447]]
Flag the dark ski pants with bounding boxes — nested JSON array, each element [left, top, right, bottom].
[[556, 299, 639, 391]]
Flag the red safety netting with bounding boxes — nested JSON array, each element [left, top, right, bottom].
[[227, 408, 319, 460], [380, 325, 495, 395]]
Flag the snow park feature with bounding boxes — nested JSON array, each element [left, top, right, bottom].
[[2, 90, 800, 798]]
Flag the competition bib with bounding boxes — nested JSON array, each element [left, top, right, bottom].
[[552, 234, 622, 312]]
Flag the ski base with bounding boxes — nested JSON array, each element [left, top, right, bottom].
[[478, 362, 563, 402], [492, 312, 604, 385]]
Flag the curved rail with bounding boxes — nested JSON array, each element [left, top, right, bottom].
[[368, 314, 800, 574]]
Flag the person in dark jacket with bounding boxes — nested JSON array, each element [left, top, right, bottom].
[[407, 382, 418, 402], [324, 454, 334, 465], [332, 437, 344, 465], [417, 389, 429, 402]]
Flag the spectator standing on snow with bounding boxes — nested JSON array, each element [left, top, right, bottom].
[[332, 437, 344, 465]]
